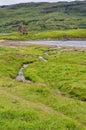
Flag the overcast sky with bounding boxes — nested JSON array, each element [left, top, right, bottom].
[[0, 0, 77, 6]]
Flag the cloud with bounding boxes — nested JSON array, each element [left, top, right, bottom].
[[0, 0, 75, 6]]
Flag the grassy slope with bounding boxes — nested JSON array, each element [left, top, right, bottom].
[[0, 45, 86, 129], [0, 1, 86, 32]]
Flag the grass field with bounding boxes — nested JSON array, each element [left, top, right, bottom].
[[0, 29, 86, 40], [0, 45, 86, 130]]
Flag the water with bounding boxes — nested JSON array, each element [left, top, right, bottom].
[[16, 64, 28, 81], [0, 40, 86, 48], [39, 56, 48, 62], [44, 51, 49, 56], [16, 55, 47, 82], [21, 41, 86, 48], [56, 41, 86, 48]]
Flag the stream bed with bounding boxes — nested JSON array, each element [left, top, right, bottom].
[[16, 64, 28, 81], [16, 55, 48, 82]]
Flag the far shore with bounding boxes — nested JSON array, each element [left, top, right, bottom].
[[0, 37, 86, 42]]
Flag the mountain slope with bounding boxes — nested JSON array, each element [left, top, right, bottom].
[[0, 1, 86, 32]]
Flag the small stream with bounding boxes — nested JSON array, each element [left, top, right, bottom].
[[44, 51, 49, 56], [16, 64, 28, 81], [39, 56, 48, 62], [16, 54, 48, 82]]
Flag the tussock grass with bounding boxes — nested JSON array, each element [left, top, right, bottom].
[[24, 49, 86, 101], [0, 45, 86, 129]]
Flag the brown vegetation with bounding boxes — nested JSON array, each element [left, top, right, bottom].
[[17, 25, 28, 35]]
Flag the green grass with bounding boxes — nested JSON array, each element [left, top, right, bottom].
[[0, 29, 86, 40], [24, 48, 86, 101], [0, 45, 86, 129]]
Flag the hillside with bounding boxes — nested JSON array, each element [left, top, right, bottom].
[[0, 1, 86, 32]]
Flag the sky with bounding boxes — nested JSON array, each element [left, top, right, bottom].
[[0, 0, 77, 6]]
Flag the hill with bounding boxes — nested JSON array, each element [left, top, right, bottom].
[[0, 1, 86, 32]]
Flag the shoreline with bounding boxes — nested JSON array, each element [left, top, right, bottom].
[[0, 37, 86, 42]]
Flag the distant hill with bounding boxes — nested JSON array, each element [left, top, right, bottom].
[[0, 1, 86, 32]]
